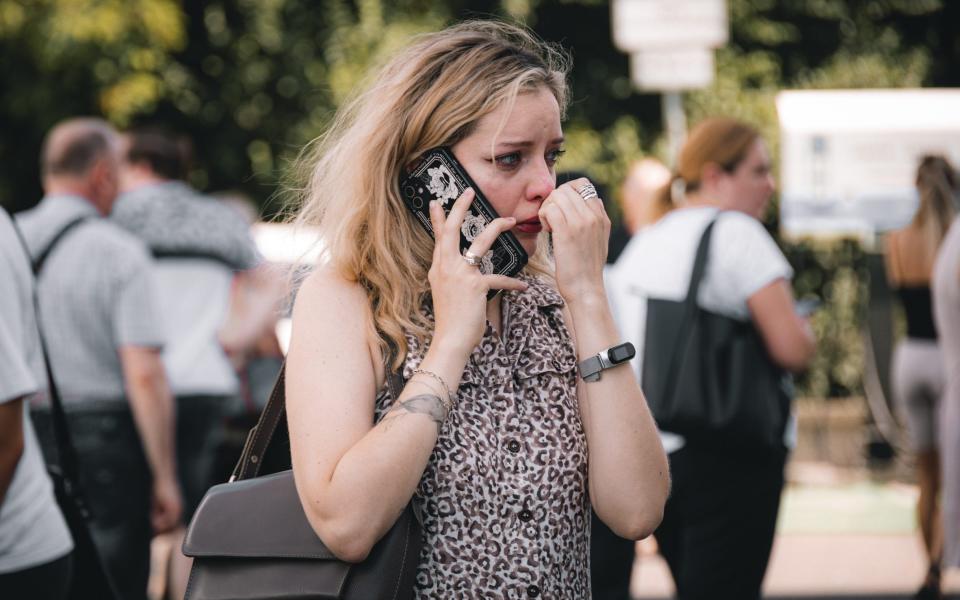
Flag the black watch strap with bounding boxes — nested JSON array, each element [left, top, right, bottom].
[[578, 342, 636, 382]]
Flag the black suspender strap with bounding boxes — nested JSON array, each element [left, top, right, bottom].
[[30, 215, 90, 275], [4, 206, 89, 515]]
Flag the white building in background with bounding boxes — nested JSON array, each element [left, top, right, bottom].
[[776, 89, 960, 244]]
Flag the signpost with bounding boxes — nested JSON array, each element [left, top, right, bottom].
[[629, 48, 716, 91], [612, 0, 728, 52], [611, 0, 728, 163]]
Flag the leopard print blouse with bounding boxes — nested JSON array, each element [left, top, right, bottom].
[[375, 273, 591, 599]]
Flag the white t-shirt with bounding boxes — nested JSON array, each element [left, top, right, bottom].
[[606, 206, 795, 452], [154, 259, 238, 396], [16, 195, 166, 402], [0, 210, 73, 573]]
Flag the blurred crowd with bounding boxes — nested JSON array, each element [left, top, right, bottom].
[[1, 119, 286, 600]]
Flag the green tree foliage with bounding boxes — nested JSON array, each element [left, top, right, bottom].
[[0, 0, 450, 210], [1, 0, 957, 396]]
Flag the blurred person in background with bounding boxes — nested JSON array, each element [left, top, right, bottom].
[[607, 117, 815, 600], [210, 190, 286, 483], [111, 126, 260, 599], [608, 157, 674, 300], [16, 117, 181, 600], [0, 207, 74, 599], [213, 190, 285, 409], [932, 159, 960, 590], [885, 154, 957, 600], [618, 158, 672, 238]]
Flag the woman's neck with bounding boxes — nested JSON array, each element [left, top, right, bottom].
[[679, 192, 721, 209]]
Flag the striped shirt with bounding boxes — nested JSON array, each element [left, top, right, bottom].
[[16, 195, 165, 403]]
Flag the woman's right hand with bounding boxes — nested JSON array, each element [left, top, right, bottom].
[[428, 188, 527, 357]]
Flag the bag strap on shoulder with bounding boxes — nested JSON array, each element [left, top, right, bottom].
[[232, 341, 406, 482], [682, 217, 719, 311], [31, 215, 90, 275], [660, 216, 720, 405], [4, 206, 91, 516]]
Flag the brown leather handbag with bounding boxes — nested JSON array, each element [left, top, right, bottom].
[[182, 362, 423, 600]]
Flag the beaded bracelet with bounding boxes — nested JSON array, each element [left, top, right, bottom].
[[412, 368, 455, 412]]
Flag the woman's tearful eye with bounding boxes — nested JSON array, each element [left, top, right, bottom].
[[494, 152, 521, 169], [546, 148, 566, 166]]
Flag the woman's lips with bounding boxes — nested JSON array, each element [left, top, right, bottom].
[[515, 220, 542, 234]]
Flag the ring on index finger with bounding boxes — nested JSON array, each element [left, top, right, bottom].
[[577, 183, 598, 201], [462, 250, 483, 267]]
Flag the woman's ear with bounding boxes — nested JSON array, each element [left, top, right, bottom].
[[699, 161, 724, 190]]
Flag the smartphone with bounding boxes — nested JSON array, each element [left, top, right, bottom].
[[398, 147, 528, 283]]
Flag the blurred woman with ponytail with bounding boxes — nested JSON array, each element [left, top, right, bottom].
[[885, 155, 958, 600], [607, 117, 815, 600]]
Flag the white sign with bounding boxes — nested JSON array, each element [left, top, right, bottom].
[[612, 0, 728, 51], [630, 48, 715, 91], [776, 89, 960, 241]]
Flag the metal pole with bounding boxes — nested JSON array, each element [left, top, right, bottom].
[[662, 91, 687, 168]]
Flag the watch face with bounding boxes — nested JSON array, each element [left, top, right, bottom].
[[608, 342, 636, 364]]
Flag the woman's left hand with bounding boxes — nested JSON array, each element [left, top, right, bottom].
[[538, 177, 610, 302]]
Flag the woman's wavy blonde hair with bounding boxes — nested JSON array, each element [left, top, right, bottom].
[[290, 20, 570, 369], [913, 154, 958, 257]]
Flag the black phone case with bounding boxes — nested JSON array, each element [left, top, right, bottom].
[[399, 147, 528, 280]]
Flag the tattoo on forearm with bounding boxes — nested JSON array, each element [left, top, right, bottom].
[[381, 393, 447, 433]]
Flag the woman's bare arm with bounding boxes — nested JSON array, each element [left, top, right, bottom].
[[561, 299, 670, 540], [287, 269, 465, 562], [747, 278, 815, 373], [288, 192, 525, 562], [539, 179, 668, 540]]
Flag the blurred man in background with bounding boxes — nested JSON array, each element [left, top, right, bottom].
[[0, 206, 74, 599], [112, 126, 259, 598], [16, 117, 181, 600], [618, 158, 672, 237]]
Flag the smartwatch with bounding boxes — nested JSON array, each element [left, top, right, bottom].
[[577, 342, 636, 382]]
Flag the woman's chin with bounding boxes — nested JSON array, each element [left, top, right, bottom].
[[517, 234, 539, 257]]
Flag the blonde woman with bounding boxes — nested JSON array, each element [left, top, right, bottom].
[[284, 20, 669, 598], [886, 155, 958, 600]]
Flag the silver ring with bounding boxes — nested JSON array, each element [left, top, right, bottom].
[[462, 250, 482, 267], [578, 183, 598, 201]]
